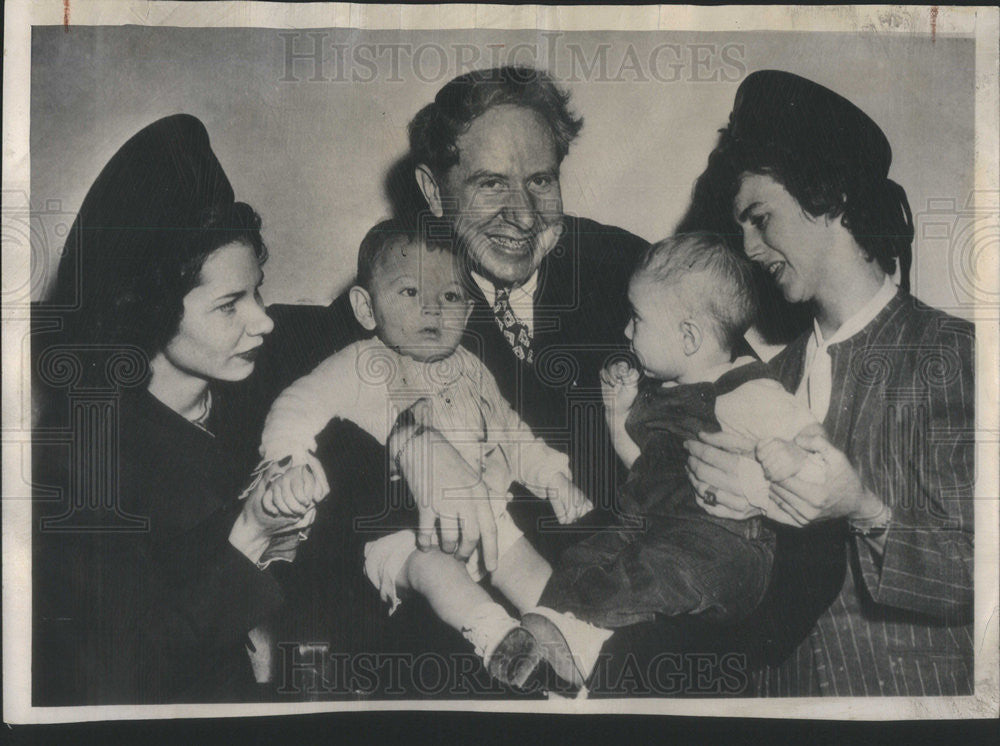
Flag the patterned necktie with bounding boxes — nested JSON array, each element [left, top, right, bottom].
[[492, 286, 533, 365]]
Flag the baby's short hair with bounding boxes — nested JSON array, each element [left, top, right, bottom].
[[356, 218, 455, 291], [634, 232, 757, 351]]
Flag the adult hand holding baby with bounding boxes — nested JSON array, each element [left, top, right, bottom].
[[687, 430, 882, 528], [766, 432, 883, 527], [390, 400, 500, 572], [230, 463, 321, 565], [685, 430, 764, 520]]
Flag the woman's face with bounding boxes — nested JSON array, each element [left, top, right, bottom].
[[157, 241, 273, 383], [732, 172, 837, 305]]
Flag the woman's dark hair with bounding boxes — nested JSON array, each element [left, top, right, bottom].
[[50, 201, 266, 359], [408, 66, 584, 178], [132, 202, 267, 356], [729, 142, 913, 288], [45, 115, 270, 365], [677, 70, 915, 342]]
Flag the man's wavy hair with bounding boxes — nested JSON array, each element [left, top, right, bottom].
[[408, 66, 584, 177]]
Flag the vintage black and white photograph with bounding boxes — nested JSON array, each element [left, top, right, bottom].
[[3, 1, 998, 724]]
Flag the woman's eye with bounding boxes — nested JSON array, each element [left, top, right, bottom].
[[400, 287, 418, 297], [443, 291, 462, 303], [751, 213, 769, 230], [218, 300, 237, 314]]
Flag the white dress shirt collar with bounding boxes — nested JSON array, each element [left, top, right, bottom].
[[797, 276, 898, 421], [471, 270, 539, 335]]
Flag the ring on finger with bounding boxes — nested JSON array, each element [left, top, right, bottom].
[[704, 490, 718, 507]]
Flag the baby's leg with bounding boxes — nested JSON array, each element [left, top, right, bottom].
[[393, 543, 543, 688], [490, 507, 552, 613], [400, 546, 494, 630]]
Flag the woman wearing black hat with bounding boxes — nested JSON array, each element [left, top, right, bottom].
[[32, 115, 319, 704], [683, 71, 974, 697]]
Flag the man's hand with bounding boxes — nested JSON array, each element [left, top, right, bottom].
[[545, 473, 593, 524], [395, 426, 500, 572]]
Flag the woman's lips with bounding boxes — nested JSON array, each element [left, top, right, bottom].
[[235, 346, 261, 362]]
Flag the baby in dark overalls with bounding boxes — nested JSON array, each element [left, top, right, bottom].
[[523, 233, 826, 686]]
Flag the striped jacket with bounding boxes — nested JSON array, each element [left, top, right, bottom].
[[758, 290, 974, 696]]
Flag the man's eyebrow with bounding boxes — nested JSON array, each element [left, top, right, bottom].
[[465, 170, 506, 184]]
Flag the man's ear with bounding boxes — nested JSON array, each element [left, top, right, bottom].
[[349, 285, 378, 331], [681, 319, 702, 357], [414, 163, 444, 218]]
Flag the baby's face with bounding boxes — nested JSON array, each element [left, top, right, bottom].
[[624, 274, 688, 382], [368, 241, 472, 362]]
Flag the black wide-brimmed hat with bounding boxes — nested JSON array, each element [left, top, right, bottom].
[[48, 114, 236, 340]]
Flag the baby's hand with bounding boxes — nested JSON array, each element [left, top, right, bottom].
[[600, 361, 641, 422], [546, 473, 593, 524], [756, 437, 810, 484], [262, 464, 321, 519]]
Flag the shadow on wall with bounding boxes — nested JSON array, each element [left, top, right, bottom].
[[384, 154, 430, 228]]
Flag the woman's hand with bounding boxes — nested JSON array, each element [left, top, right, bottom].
[[767, 432, 883, 527], [230, 467, 318, 564], [684, 430, 762, 520]]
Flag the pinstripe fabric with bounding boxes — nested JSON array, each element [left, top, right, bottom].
[[756, 291, 974, 696]]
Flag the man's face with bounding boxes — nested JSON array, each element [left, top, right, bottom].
[[435, 104, 564, 286]]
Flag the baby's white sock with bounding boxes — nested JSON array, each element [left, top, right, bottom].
[[526, 606, 613, 680], [461, 601, 520, 665]]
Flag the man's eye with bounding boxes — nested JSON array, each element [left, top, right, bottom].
[[480, 179, 504, 190], [529, 174, 554, 189], [400, 287, 418, 297], [443, 291, 462, 303]]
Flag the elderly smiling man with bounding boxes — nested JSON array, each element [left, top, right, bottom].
[[261, 66, 648, 549], [247, 67, 651, 695]]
